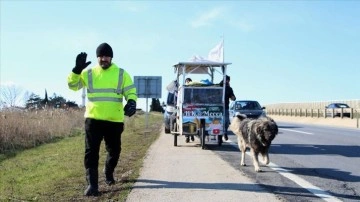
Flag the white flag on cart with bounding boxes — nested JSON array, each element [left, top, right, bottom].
[[207, 40, 224, 62]]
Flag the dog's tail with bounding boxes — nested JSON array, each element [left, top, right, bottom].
[[235, 112, 247, 121]]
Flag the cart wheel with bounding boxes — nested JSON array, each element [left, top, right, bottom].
[[201, 129, 205, 149], [173, 122, 178, 147], [174, 134, 177, 146], [218, 135, 223, 146], [200, 119, 206, 149]]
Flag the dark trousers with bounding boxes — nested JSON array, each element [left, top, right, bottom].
[[84, 118, 124, 171], [224, 110, 230, 134]]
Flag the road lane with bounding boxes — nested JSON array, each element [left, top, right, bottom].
[[280, 128, 314, 135], [216, 121, 360, 201]]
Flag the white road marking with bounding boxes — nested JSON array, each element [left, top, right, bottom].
[[281, 128, 314, 135], [226, 140, 341, 202], [268, 162, 342, 202]]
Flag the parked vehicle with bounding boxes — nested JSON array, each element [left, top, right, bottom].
[[229, 100, 266, 123], [325, 103, 351, 118]]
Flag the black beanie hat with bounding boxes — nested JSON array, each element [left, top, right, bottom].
[[96, 43, 113, 57]]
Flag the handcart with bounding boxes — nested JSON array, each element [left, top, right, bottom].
[[169, 60, 231, 149]]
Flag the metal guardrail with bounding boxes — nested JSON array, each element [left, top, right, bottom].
[[264, 100, 360, 110], [266, 108, 360, 128]]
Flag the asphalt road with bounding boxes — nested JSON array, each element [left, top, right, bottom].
[[126, 129, 282, 202], [126, 117, 360, 202], [217, 121, 360, 201]]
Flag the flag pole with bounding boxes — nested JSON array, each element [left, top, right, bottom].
[[220, 34, 225, 77], [222, 35, 224, 63]]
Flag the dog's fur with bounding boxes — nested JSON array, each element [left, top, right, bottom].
[[229, 114, 278, 172]]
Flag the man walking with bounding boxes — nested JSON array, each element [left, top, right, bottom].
[[220, 75, 236, 141], [67, 43, 137, 196]]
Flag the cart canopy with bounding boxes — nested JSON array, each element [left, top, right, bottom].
[[173, 57, 231, 75]]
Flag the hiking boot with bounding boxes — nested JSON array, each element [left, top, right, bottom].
[[84, 185, 100, 196], [103, 167, 116, 186], [105, 175, 115, 186], [84, 168, 99, 196], [105, 178, 115, 185]]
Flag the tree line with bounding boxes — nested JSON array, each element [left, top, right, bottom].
[[150, 98, 165, 113], [0, 85, 78, 110], [1, 85, 165, 112]]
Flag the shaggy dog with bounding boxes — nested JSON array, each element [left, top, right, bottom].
[[229, 114, 278, 172]]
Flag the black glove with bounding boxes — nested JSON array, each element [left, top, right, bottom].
[[72, 52, 91, 74], [124, 99, 136, 117]]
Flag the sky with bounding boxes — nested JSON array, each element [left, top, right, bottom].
[[1, 0, 359, 110]]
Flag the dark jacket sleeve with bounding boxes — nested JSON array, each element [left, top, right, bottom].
[[226, 86, 235, 99]]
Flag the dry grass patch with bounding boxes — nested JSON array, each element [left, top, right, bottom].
[[0, 109, 84, 154], [0, 111, 163, 201]]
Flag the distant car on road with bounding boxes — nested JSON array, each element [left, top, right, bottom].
[[325, 103, 351, 118], [229, 100, 266, 123]]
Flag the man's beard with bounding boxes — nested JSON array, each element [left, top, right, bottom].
[[100, 61, 111, 69]]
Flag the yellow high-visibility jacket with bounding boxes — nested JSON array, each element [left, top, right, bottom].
[[67, 63, 137, 122]]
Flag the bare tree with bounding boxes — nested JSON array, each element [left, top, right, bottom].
[[0, 84, 23, 108], [23, 91, 31, 104]]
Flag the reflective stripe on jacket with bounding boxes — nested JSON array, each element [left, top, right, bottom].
[[67, 63, 137, 122]]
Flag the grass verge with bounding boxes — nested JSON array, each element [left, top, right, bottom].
[[0, 112, 163, 201]]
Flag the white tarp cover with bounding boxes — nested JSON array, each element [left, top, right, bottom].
[[173, 55, 231, 75]]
